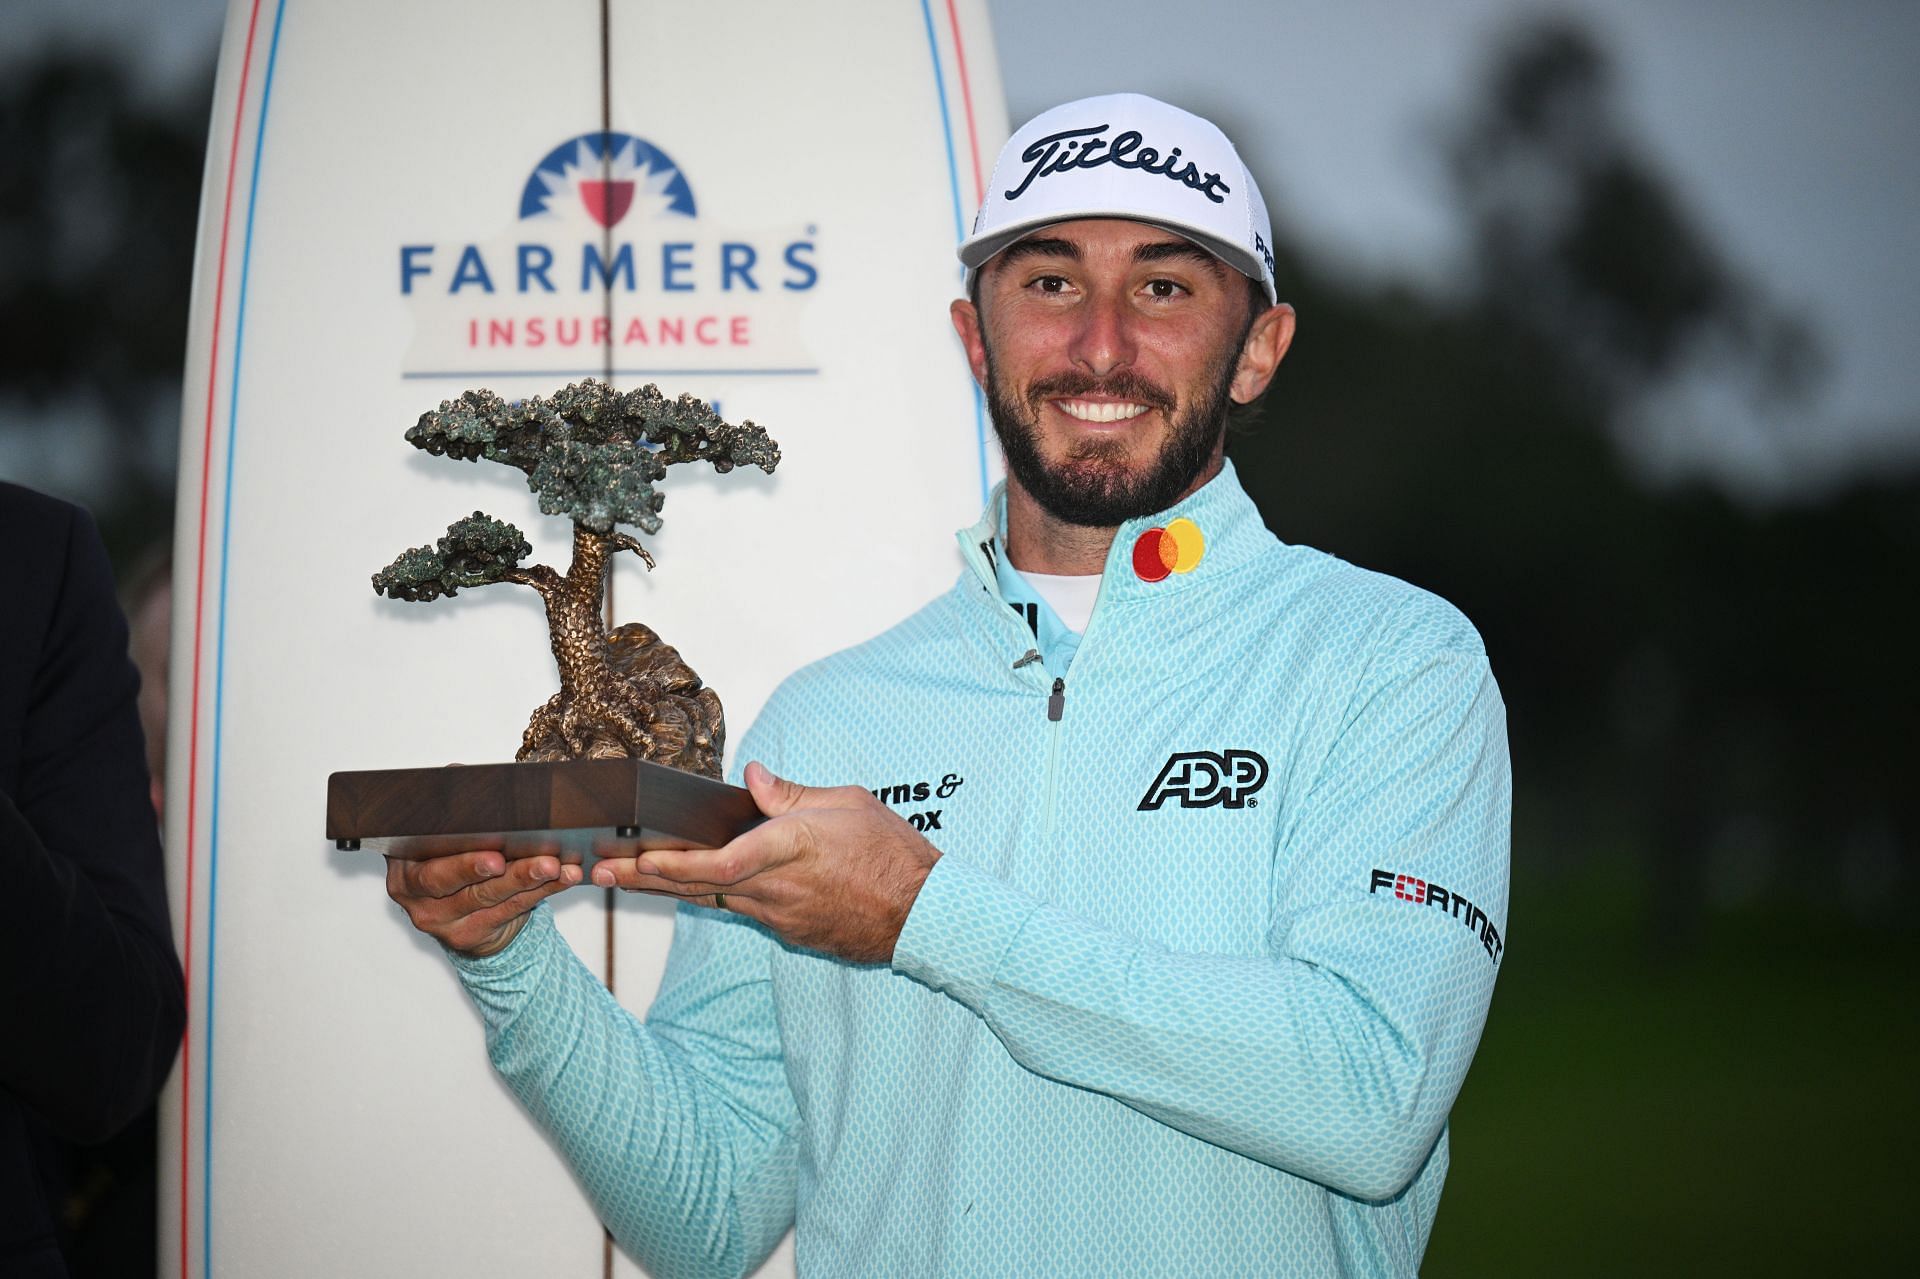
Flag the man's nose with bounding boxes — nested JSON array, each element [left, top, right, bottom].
[[1066, 290, 1137, 378]]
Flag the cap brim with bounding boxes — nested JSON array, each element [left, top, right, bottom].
[[958, 211, 1274, 303]]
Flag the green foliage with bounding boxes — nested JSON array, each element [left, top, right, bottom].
[[401, 379, 779, 535], [372, 511, 530, 602], [587, 381, 784, 474], [529, 438, 667, 535], [440, 511, 532, 575], [404, 389, 557, 472]]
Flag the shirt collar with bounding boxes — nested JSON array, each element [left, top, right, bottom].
[[957, 457, 1270, 608], [992, 554, 1086, 674]]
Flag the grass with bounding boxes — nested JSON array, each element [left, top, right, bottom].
[[1422, 860, 1917, 1275]]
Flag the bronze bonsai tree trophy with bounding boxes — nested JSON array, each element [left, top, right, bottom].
[[326, 379, 780, 857]]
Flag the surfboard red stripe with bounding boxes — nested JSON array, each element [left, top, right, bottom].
[[183, 2, 265, 1274], [943, 0, 985, 204]]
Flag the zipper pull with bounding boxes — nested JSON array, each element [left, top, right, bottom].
[[1012, 649, 1043, 669], [1047, 677, 1066, 722]]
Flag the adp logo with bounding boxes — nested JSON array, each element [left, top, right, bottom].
[[1137, 750, 1270, 811], [396, 129, 821, 377]]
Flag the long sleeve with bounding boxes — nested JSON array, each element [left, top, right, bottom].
[[0, 491, 185, 1146], [891, 644, 1510, 1203], [449, 897, 799, 1279]]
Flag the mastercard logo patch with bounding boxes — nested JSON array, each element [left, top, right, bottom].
[[1132, 518, 1205, 582]]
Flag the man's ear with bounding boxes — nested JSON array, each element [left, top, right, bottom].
[[950, 297, 989, 389], [1231, 303, 1296, 404]]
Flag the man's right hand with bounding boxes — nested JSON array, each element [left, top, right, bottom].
[[386, 851, 582, 958]]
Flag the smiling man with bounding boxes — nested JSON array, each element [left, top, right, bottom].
[[960, 216, 1288, 567], [391, 93, 1510, 1277]]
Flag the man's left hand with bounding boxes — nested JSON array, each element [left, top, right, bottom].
[[590, 761, 940, 964]]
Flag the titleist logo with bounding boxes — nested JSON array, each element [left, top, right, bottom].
[[1004, 124, 1232, 205]]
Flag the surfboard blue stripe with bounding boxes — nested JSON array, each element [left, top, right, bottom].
[[915, 0, 990, 506], [206, 1, 289, 1273], [916, 4, 963, 250]]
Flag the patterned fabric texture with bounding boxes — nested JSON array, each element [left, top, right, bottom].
[[451, 460, 1511, 1278]]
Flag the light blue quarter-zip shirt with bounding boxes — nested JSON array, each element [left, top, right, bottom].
[[451, 461, 1511, 1278]]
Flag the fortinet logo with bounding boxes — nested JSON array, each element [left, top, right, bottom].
[[1137, 750, 1269, 811], [1369, 869, 1504, 964]]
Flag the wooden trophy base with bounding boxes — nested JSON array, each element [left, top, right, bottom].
[[325, 758, 761, 860]]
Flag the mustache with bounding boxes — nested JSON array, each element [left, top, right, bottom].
[[1025, 371, 1176, 413]]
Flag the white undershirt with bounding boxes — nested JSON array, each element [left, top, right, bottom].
[[1018, 571, 1102, 634]]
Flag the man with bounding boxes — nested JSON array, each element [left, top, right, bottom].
[[2, 483, 186, 1278], [391, 93, 1509, 1277]]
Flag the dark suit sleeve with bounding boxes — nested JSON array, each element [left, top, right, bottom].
[[0, 493, 185, 1144]]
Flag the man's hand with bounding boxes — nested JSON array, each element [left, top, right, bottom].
[[386, 851, 582, 958], [590, 762, 940, 964]]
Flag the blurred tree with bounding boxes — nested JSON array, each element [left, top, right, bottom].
[[1449, 21, 1822, 407], [1229, 18, 1916, 947], [0, 51, 211, 568]]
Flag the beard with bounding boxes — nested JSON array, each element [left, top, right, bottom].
[[984, 334, 1242, 529]]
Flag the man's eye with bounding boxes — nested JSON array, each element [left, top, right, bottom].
[[1144, 279, 1185, 299], [1033, 275, 1070, 294]]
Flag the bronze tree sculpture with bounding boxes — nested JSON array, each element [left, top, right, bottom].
[[372, 379, 779, 778]]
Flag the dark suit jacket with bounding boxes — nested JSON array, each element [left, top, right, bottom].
[[1, 483, 185, 1277]]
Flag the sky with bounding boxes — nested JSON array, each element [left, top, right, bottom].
[[986, 0, 1920, 498], [5, 0, 1916, 500]]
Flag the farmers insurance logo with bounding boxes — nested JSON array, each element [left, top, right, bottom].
[[1138, 750, 1269, 811], [518, 133, 697, 228], [398, 130, 821, 379]]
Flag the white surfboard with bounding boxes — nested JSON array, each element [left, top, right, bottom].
[[161, 2, 1005, 1275]]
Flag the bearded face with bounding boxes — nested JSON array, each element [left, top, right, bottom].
[[982, 307, 1248, 529], [955, 220, 1281, 536]]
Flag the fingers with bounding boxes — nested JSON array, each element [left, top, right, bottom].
[[386, 852, 584, 957], [594, 826, 792, 891], [606, 868, 738, 901], [744, 761, 810, 816], [389, 849, 509, 900], [442, 869, 578, 954], [590, 852, 748, 897], [743, 763, 887, 821], [591, 861, 762, 922]]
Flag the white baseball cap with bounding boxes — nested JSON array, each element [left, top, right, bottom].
[[959, 92, 1277, 304]]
